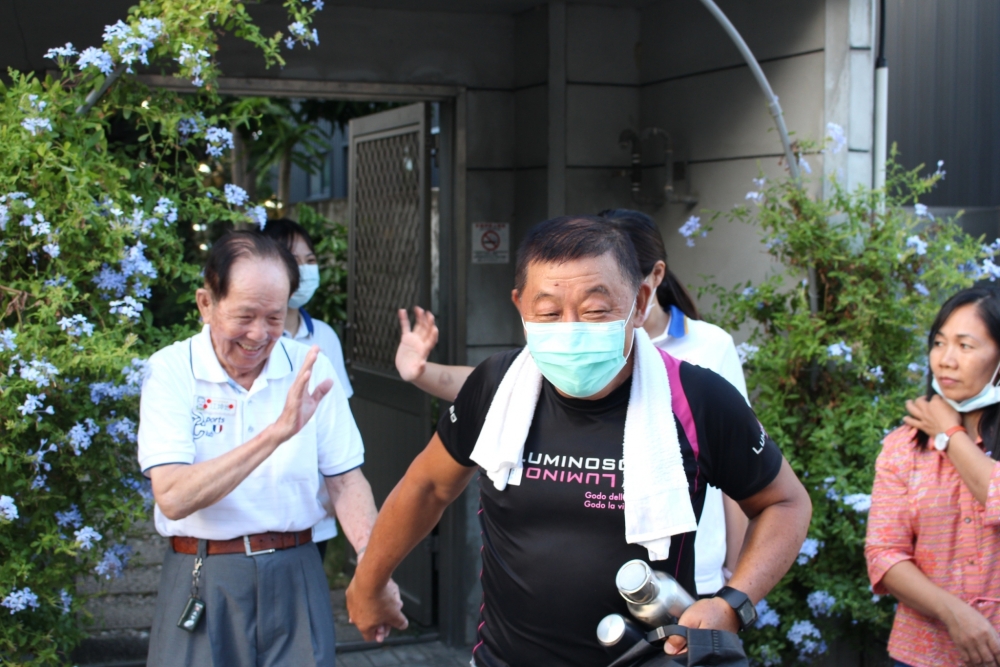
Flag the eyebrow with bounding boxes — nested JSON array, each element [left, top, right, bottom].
[[531, 284, 613, 303]]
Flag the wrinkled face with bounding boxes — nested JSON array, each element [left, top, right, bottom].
[[196, 257, 290, 381], [511, 252, 651, 356], [931, 303, 1000, 403], [289, 233, 317, 267]]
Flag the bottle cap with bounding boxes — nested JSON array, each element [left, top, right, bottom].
[[616, 560, 657, 603], [596, 614, 627, 646]]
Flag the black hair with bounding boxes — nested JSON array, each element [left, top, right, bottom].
[[259, 218, 317, 256], [514, 216, 642, 295], [916, 286, 1000, 459], [598, 208, 700, 319], [203, 231, 299, 301]]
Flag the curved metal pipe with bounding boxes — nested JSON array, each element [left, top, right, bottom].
[[695, 0, 816, 313], [696, 0, 800, 183]]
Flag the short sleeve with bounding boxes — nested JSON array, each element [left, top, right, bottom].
[[985, 463, 1000, 525], [436, 350, 520, 467], [137, 346, 196, 474], [713, 338, 749, 403], [680, 362, 782, 501], [865, 427, 918, 593], [312, 353, 365, 477]]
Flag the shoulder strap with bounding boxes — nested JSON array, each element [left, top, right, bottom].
[[658, 348, 700, 462]]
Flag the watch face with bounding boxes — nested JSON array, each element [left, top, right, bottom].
[[738, 603, 757, 627], [934, 432, 948, 451]]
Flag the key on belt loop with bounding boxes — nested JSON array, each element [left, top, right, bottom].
[[244, 535, 275, 557]]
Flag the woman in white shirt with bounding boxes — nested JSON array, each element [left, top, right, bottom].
[[262, 218, 354, 561], [394, 208, 749, 596]]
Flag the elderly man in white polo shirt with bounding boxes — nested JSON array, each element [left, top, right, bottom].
[[138, 231, 400, 667]]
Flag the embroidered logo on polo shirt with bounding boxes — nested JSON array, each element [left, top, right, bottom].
[[195, 396, 236, 414]]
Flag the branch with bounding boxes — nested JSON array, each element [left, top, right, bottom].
[[75, 64, 128, 116]]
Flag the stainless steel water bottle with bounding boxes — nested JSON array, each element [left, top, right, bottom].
[[615, 559, 696, 627], [596, 613, 644, 650]]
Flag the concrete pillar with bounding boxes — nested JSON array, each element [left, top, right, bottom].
[[547, 0, 567, 218]]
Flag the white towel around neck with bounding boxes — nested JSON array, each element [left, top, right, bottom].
[[469, 327, 697, 560]]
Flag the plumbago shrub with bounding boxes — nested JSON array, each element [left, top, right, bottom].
[[0, 2, 323, 663], [703, 153, 999, 664]]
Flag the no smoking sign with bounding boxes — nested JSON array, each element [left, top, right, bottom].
[[472, 222, 509, 264]]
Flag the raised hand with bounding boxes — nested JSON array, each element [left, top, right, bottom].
[[274, 345, 334, 441], [395, 306, 439, 382]]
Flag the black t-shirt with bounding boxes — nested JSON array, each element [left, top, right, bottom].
[[437, 350, 783, 667]]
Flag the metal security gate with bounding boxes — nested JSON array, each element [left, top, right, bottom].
[[346, 103, 436, 627]]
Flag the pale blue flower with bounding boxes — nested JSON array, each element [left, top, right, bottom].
[[93, 264, 128, 296], [224, 183, 249, 207], [44, 43, 77, 59], [935, 160, 946, 179], [121, 358, 149, 390], [0, 495, 18, 522], [826, 122, 847, 154], [176, 43, 211, 87], [153, 197, 178, 224], [58, 314, 95, 338], [755, 598, 780, 628], [59, 589, 72, 615], [106, 417, 137, 444], [284, 37, 296, 50], [797, 537, 821, 565], [827, 341, 853, 363], [0, 329, 16, 352], [736, 342, 759, 364], [807, 590, 836, 616], [205, 127, 234, 157], [914, 283, 930, 297], [914, 203, 934, 220], [752, 177, 766, 189], [66, 419, 99, 456], [44, 275, 67, 288], [799, 156, 812, 174], [2, 588, 40, 614], [906, 235, 928, 255], [42, 242, 60, 258], [102, 20, 131, 43], [21, 117, 53, 136], [55, 504, 84, 529], [109, 296, 144, 321], [120, 242, 157, 279], [177, 114, 205, 138], [745, 191, 764, 204], [787, 619, 826, 659], [870, 365, 884, 383], [95, 543, 133, 579], [248, 205, 268, 230], [678, 215, 704, 247], [843, 493, 872, 513], [17, 358, 60, 388], [77, 47, 115, 75], [18, 393, 46, 416], [312, 0, 324, 8], [982, 258, 1000, 282], [74, 526, 102, 551]]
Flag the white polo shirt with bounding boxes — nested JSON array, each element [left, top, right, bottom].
[[137, 325, 364, 541], [651, 306, 749, 595], [285, 309, 353, 398], [284, 309, 354, 543]]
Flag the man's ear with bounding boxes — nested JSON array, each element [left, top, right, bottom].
[[634, 282, 653, 327], [195, 288, 213, 323], [511, 289, 522, 314]]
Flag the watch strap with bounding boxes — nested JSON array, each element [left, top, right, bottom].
[[945, 425, 967, 438], [713, 586, 756, 631]]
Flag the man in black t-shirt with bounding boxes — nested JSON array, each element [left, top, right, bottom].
[[347, 216, 812, 667]]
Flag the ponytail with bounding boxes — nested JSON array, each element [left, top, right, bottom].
[[656, 270, 699, 320]]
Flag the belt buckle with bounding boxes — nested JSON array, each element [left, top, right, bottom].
[[243, 535, 275, 557]]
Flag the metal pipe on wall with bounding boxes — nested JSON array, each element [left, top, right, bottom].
[[873, 0, 889, 196], [695, 0, 816, 314]]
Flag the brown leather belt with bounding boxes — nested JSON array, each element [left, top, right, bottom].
[[171, 529, 312, 556]]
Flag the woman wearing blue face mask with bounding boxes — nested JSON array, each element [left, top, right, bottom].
[[867, 286, 1000, 667], [262, 218, 354, 560]]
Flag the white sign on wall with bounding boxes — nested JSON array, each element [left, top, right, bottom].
[[471, 222, 510, 264]]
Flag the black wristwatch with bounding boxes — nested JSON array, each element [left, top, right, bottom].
[[713, 586, 757, 631]]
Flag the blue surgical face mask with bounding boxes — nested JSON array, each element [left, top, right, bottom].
[[932, 358, 1000, 412], [289, 264, 320, 309], [524, 301, 636, 398]]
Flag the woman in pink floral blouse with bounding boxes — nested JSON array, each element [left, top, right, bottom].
[[867, 286, 1000, 667]]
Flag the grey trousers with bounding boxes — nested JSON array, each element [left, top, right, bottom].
[[147, 541, 336, 667]]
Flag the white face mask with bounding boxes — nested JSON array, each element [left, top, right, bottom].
[[288, 264, 320, 309], [932, 358, 1000, 412]]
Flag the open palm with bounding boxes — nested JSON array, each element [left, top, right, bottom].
[[395, 307, 439, 381], [277, 346, 334, 440]]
